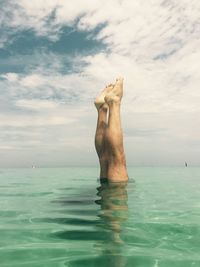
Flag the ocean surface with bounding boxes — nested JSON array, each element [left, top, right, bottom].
[[0, 167, 200, 267]]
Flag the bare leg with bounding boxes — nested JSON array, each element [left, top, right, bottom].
[[94, 85, 114, 178], [104, 78, 128, 182], [95, 103, 109, 178]]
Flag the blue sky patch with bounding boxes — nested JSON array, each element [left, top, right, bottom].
[[0, 26, 105, 74]]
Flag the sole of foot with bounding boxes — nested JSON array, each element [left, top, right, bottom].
[[104, 77, 124, 104], [113, 77, 123, 99], [94, 84, 114, 110]]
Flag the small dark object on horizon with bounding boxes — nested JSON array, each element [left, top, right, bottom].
[[185, 162, 188, 167]]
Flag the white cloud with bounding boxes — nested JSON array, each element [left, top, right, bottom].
[[1, 0, 200, 166], [16, 99, 59, 110], [2, 72, 19, 82], [0, 112, 74, 127]]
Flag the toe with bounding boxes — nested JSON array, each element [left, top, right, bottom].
[[116, 77, 124, 82], [115, 78, 124, 86]]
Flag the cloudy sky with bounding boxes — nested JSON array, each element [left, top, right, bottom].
[[0, 0, 200, 167]]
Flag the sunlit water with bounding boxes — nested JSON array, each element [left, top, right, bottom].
[[0, 167, 200, 267]]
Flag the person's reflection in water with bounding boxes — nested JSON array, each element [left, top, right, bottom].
[[52, 180, 130, 267], [95, 179, 128, 267]]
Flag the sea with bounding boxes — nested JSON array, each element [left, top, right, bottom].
[[0, 166, 199, 267]]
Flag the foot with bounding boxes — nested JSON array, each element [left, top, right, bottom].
[[104, 77, 124, 104], [94, 84, 114, 110]]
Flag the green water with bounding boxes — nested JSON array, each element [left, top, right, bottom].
[[0, 167, 200, 267]]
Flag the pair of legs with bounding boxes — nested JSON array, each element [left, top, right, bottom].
[[94, 78, 128, 182]]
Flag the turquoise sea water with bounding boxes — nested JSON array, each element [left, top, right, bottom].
[[0, 167, 200, 267]]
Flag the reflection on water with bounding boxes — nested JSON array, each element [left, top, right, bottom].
[[96, 181, 128, 241], [94, 181, 128, 267], [52, 180, 129, 267]]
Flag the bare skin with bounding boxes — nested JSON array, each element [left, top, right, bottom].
[[94, 78, 128, 182], [94, 84, 113, 178]]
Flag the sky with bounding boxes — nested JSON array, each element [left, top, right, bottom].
[[0, 0, 200, 167]]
